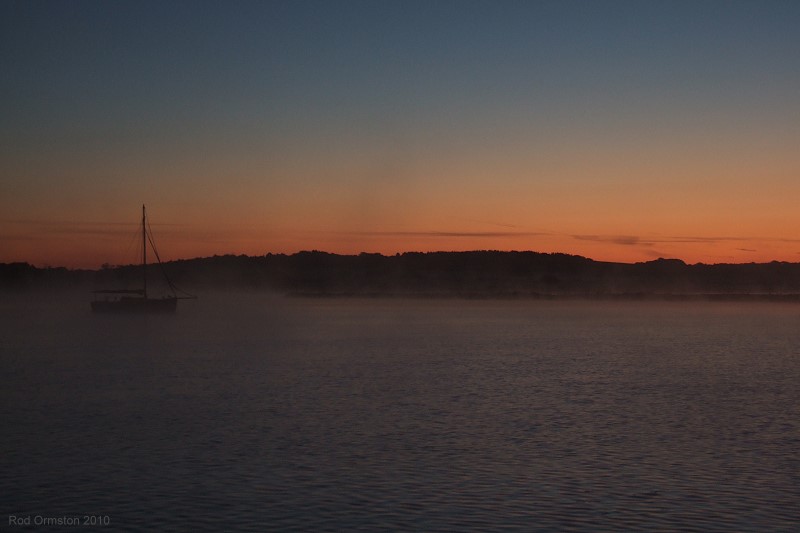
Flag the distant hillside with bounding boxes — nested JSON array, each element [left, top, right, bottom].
[[4, 251, 800, 299]]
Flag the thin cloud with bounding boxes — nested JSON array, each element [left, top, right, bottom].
[[569, 234, 782, 246], [670, 236, 747, 243], [0, 223, 133, 238], [573, 235, 642, 246], [333, 230, 547, 238], [1, 219, 181, 227], [41, 227, 133, 237], [0, 219, 182, 240]]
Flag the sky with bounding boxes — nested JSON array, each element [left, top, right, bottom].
[[2, 0, 799, 268]]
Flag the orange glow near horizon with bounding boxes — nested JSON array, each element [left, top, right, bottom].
[[3, 139, 800, 269], [4, 81, 799, 269], [3, 2, 800, 270], [3, 80, 800, 269], [4, 142, 797, 269], [3, 211, 800, 269]]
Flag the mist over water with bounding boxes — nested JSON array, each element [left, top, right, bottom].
[[2, 294, 799, 531]]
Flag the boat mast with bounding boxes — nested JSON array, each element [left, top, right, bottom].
[[142, 204, 147, 299]]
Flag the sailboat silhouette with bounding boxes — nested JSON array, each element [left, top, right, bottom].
[[91, 205, 194, 313]]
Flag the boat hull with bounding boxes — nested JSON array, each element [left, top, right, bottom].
[[91, 297, 177, 313]]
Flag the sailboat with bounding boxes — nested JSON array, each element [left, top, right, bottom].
[[91, 205, 194, 313]]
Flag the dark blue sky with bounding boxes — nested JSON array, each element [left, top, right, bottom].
[[2, 1, 800, 266]]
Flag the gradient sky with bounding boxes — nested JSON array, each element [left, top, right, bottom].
[[2, 0, 799, 268]]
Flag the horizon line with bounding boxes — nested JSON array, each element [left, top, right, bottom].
[[5, 249, 800, 272]]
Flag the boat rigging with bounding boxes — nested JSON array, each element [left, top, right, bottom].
[[91, 205, 196, 313]]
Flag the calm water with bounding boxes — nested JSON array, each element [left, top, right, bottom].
[[2, 294, 799, 531]]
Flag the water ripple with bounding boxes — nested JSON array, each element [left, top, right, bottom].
[[2, 298, 799, 530]]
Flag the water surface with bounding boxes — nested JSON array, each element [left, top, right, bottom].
[[2, 294, 799, 530]]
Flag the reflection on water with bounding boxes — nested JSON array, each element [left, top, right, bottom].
[[2, 294, 799, 531]]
